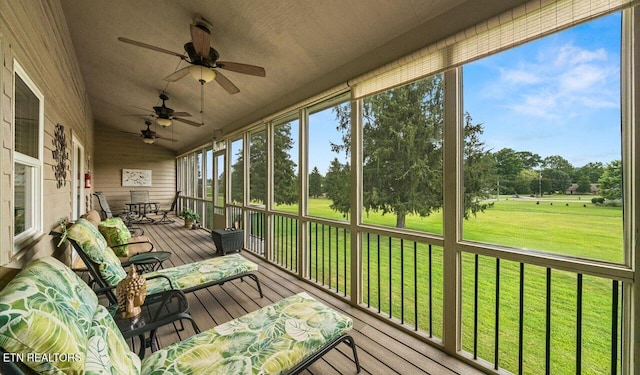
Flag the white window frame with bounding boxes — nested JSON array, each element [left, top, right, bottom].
[[13, 60, 44, 253]]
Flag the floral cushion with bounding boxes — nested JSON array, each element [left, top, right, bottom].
[[0, 257, 141, 374], [67, 218, 127, 286], [99, 217, 132, 257], [0, 257, 98, 373], [140, 292, 353, 374], [86, 305, 141, 374], [144, 254, 259, 295]]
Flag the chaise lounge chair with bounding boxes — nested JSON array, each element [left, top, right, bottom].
[[0, 257, 361, 374], [55, 217, 263, 305]]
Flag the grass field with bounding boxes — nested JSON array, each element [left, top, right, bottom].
[[268, 196, 623, 374]]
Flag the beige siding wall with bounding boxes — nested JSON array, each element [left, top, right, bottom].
[[0, 0, 94, 269], [94, 127, 176, 215]]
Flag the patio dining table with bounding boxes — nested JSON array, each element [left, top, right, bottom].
[[126, 201, 159, 224]]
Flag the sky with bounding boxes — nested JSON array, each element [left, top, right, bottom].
[[462, 12, 622, 167], [227, 12, 622, 176]]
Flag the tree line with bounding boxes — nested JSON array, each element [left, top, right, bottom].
[[230, 75, 622, 228]]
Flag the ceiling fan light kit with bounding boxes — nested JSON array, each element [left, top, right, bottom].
[[142, 137, 156, 144], [188, 64, 216, 83], [156, 117, 173, 127]]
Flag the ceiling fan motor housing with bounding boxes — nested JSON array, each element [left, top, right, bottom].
[[154, 93, 175, 118], [184, 43, 219, 67]]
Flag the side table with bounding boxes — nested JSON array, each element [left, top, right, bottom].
[[211, 229, 244, 255], [108, 289, 199, 358], [127, 250, 172, 273]]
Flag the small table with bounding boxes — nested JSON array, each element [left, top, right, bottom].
[[109, 289, 199, 358], [211, 229, 244, 255], [127, 251, 172, 273], [126, 202, 159, 224]]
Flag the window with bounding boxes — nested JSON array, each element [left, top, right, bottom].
[[273, 114, 299, 213], [196, 151, 204, 199], [307, 94, 350, 220], [249, 128, 267, 205], [361, 75, 444, 234], [230, 138, 244, 205], [462, 12, 624, 263], [205, 148, 213, 201], [13, 61, 43, 250]]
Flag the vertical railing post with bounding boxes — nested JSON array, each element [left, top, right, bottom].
[[350, 97, 363, 306], [442, 68, 462, 354]]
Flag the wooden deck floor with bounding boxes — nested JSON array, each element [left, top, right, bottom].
[[136, 218, 484, 375]]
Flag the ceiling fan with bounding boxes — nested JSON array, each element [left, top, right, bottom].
[[122, 119, 177, 144], [118, 15, 266, 94], [128, 92, 202, 127]]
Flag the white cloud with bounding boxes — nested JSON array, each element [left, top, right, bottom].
[[502, 69, 541, 84], [554, 45, 607, 66], [490, 43, 618, 119]]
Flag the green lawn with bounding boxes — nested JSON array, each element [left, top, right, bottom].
[[270, 196, 622, 374]]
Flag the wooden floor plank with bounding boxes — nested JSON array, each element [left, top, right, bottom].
[[132, 217, 483, 374]]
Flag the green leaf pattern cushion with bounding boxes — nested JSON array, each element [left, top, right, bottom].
[[144, 254, 259, 295], [98, 218, 132, 257], [0, 257, 99, 373], [140, 292, 353, 374], [67, 218, 127, 286], [86, 305, 141, 374], [67, 218, 109, 263]]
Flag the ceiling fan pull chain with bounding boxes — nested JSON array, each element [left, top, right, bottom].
[[200, 81, 205, 125]]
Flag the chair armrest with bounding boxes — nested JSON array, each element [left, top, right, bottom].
[[142, 274, 175, 290], [111, 241, 154, 254]]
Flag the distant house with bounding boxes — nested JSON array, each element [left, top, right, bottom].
[[564, 183, 599, 195]]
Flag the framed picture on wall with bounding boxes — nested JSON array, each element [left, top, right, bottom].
[[122, 169, 152, 187]]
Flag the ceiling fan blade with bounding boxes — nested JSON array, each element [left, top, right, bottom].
[[190, 24, 211, 57], [164, 67, 190, 82], [214, 70, 240, 94], [216, 61, 266, 77], [172, 111, 191, 117], [118, 37, 187, 59], [174, 117, 203, 127]]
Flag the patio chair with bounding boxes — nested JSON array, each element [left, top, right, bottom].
[[54, 218, 263, 306], [77, 210, 172, 272], [94, 191, 137, 228], [154, 191, 180, 224], [130, 190, 159, 215], [0, 257, 360, 374]]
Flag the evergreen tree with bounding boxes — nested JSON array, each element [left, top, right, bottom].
[[273, 123, 298, 205], [332, 75, 493, 228], [463, 113, 495, 218], [324, 158, 350, 218], [309, 166, 324, 198], [230, 145, 244, 204], [249, 131, 267, 204]]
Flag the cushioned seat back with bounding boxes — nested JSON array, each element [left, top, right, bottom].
[[0, 257, 139, 374], [99, 217, 133, 256], [67, 218, 127, 286]]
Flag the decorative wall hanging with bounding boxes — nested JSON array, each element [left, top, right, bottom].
[[122, 169, 152, 187], [52, 124, 68, 189]]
